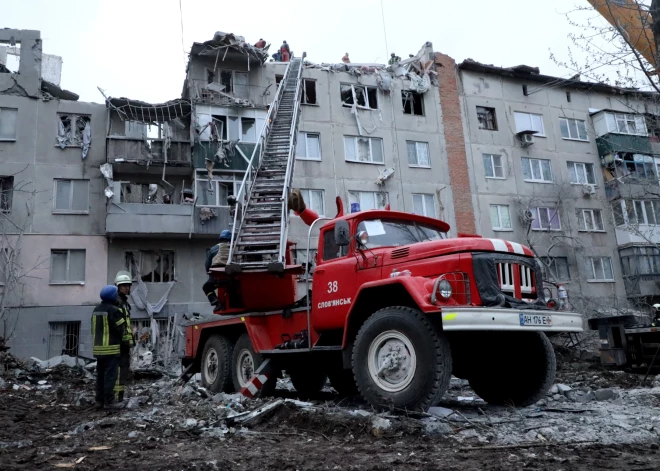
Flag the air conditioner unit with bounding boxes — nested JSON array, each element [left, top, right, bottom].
[[582, 183, 597, 196], [517, 131, 535, 147]]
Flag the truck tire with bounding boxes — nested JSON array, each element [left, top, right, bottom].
[[352, 306, 452, 411], [467, 332, 555, 407], [327, 367, 358, 396], [200, 334, 234, 393], [231, 334, 277, 397], [288, 368, 328, 398]]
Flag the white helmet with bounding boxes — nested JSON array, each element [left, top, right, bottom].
[[115, 270, 132, 286], [653, 304, 660, 310]]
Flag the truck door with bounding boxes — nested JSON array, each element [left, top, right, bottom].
[[311, 226, 357, 332]]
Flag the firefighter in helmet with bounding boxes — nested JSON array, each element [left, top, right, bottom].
[[114, 271, 134, 402], [92, 285, 126, 408], [203, 230, 232, 310], [652, 304, 660, 327]]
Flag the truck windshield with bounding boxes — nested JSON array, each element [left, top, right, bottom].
[[356, 218, 446, 249]]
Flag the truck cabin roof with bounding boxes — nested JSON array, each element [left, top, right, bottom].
[[326, 210, 451, 233]]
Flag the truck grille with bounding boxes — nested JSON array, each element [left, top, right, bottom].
[[496, 262, 536, 301]]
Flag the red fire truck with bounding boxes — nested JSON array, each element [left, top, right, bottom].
[[182, 207, 583, 411]]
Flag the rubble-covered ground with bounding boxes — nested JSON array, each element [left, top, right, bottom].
[[2, 349, 660, 470]]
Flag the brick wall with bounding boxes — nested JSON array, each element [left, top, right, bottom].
[[434, 53, 476, 235]]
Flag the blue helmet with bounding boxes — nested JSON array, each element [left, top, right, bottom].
[[100, 285, 118, 303], [219, 230, 232, 241]]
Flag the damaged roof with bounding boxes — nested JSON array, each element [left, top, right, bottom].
[[106, 97, 191, 122], [458, 59, 652, 97], [190, 32, 269, 66]]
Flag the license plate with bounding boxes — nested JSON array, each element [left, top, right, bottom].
[[519, 313, 552, 326]]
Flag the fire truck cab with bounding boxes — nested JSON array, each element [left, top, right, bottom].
[[183, 210, 584, 411]]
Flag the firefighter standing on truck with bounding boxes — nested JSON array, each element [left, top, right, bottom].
[[92, 285, 126, 409], [114, 271, 134, 402], [203, 230, 232, 310]]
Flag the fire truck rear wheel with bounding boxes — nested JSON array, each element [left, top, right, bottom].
[[200, 334, 234, 394], [352, 306, 452, 411], [231, 333, 277, 397], [467, 332, 555, 407]]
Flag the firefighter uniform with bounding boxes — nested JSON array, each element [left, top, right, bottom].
[[92, 285, 126, 407], [203, 230, 232, 310], [115, 271, 134, 402]]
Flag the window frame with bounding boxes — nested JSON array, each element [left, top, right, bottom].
[[476, 106, 497, 131], [0, 176, 13, 213], [483, 153, 505, 179], [559, 117, 589, 141], [55, 113, 91, 148], [587, 256, 615, 282], [406, 141, 431, 168], [52, 179, 90, 214], [539, 256, 570, 281], [49, 249, 86, 285], [0, 107, 18, 141], [605, 112, 647, 136], [296, 132, 322, 161], [521, 157, 553, 183], [298, 189, 325, 217], [412, 193, 436, 217], [490, 204, 513, 231], [514, 111, 545, 137], [343, 136, 384, 164], [577, 208, 605, 232], [340, 83, 378, 110], [195, 176, 238, 207], [402, 90, 424, 116], [531, 207, 561, 231], [124, 249, 176, 283], [301, 79, 317, 105], [567, 161, 596, 185], [348, 191, 389, 213]]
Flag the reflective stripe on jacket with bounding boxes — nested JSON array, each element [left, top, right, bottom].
[[92, 302, 124, 357]]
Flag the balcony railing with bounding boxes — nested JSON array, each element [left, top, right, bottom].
[[192, 142, 257, 170], [107, 136, 191, 165], [596, 133, 651, 157], [106, 203, 193, 236], [188, 79, 272, 108]]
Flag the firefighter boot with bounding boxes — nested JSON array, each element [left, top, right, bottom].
[[207, 292, 224, 311]]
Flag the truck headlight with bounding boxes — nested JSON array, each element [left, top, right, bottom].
[[438, 280, 452, 299]]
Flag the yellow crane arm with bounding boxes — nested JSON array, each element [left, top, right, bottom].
[[587, 0, 656, 66]]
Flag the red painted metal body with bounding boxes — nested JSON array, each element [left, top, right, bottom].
[[185, 209, 538, 358]]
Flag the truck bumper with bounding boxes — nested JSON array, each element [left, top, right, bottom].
[[438, 307, 583, 332]]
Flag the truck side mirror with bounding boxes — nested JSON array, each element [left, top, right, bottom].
[[334, 220, 350, 247]]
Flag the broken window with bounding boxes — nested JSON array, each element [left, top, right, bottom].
[[476, 106, 497, 130], [54, 179, 89, 213], [234, 72, 249, 99], [119, 182, 162, 204], [125, 250, 175, 283], [211, 116, 228, 141], [48, 322, 81, 357], [344, 136, 383, 163], [302, 80, 317, 105], [220, 70, 233, 93], [0, 108, 18, 140], [340, 84, 378, 109], [56, 114, 91, 147], [241, 118, 256, 142], [275, 75, 284, 86], [50, 249, 86, 283], [615, 154, 656, 181], [0, 176, 13, 213], [196, 179, 232, 206], [402, 91, 424, 116]]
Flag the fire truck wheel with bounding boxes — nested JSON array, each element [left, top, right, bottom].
[[327, 367, 358, 396], [200, 334, 234, 394], [288, 368, 328, 398], [467, 332, 555, 407], [352, 306, 452, 411], [232, 334, 277, 397]]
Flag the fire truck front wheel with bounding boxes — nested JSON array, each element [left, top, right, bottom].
[[200, 334, 234, 393], [467, 332, 556, 407], [231, 334, 277, 397], [352, 306, 452, 411]]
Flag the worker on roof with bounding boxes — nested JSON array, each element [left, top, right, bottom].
[[342, 53, 350, 64], [114, 271, 135, 403], [388, 53, 401, 65], [280, 40, 290, 63], [92, 285, 126, 409], [203, 230, 232, 310], [652, 304, 660, 327], [254, 38, 266, 49]]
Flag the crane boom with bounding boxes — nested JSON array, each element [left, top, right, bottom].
[[587, 0, 657, 67]]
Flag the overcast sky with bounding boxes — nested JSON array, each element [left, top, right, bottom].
[[3, 0, 591, 104]]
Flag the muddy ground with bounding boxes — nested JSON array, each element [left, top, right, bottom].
[[2, 351, 660, 470]]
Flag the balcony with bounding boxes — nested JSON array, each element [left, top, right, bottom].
[[193, 206, 231, 235], [106, 203, 193, 237], [192, 142, 257, 170], [596, 133, 651, 157], [107, 137, 191, 166], [189, 79, 271, 108]]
